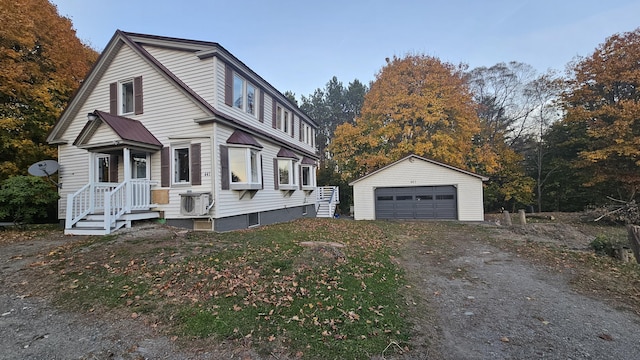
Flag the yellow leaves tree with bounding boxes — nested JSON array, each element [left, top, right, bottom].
[[562, 28, 640, 199], [0, 0, 98, 180], [330, 54, 497, 180]]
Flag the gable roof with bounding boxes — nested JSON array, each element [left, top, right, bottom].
[[47, 30, 318, 159], [73, 110, 162, 151], [349, 154, 489, 185]]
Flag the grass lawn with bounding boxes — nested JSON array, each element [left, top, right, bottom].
[[35, 218, 413, 359]]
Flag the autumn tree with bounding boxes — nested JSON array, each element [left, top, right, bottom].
[[0, 0, 98, 181], [330, 54, 495, 181], [562, 28, 640, 201]]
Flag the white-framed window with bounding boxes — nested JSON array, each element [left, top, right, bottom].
[[302, 123, 314, 146], [301, 165, 316, 188], [229, 147, 262, 190], [120, 79, 134, 115], [95, 154, 110, 182], [248, 212, 260, 227], [233, 74, 256, 116], [276, 105, 290, 135], [277, 158, 296, 189], [174, 146, 190, 184]]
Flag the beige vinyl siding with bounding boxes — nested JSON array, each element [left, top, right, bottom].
[[212, 58, 316, 155], [352, 158, 485, 221], [90, 122, 118, 143], [213, 124, 314, 219], [57, 44, 214, 219], [143, 45, 215, 105]]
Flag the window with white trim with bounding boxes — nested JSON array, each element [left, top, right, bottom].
[[233, 74, 256, 116], [276, 105, 290, 135], [229, 147, 262, 190], [302, 123, 314, 146], [248, 212, 260, 227], [278, 158, 296, 188], [301, 165, 316, 188], [174, 146, 190, 183], [120, 79, 134, 115]]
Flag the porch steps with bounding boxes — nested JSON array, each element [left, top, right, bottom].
[[316, 186, 339, 218], [65, 210, 160, 235], [316, 202, 334, 218]]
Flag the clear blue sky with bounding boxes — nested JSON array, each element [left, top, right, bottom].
[[51, 0, 640, 99]]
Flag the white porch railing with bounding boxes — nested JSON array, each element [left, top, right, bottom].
[[66, 180, 156, 232], [316, 186, 340, 218]]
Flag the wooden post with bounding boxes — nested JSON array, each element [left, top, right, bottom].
[[626, 224, 640, 264], [503, 210, 512, 226], [518, 209, 527, 225]]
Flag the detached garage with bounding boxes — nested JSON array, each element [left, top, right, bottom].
[[350, 155, 487, 221]]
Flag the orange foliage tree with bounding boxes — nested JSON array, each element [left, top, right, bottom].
[[562, 28, 640, 200], [0, 0, 98, 180], [330, 54, 498, 181]]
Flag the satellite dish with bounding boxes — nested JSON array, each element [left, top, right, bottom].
[[28, 160, 59, 177], [28, 160, 61, 188]]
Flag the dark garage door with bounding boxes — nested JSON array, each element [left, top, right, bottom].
[[375, 186, 457, 220]]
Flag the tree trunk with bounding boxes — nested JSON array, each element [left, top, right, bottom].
[[503, 210, 512, 226], [625, 224, 640, 264]]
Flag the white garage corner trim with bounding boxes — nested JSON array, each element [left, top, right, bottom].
[[349, 154, 488, 221]]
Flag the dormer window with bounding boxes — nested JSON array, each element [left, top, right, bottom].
[[276, 105, 291, 135], [231, 72, 257, 116]]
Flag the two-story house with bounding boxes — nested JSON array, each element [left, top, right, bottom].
[[46, 30, 324, 234]]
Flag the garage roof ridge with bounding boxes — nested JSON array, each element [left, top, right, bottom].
[[349, 154, 489, 185]]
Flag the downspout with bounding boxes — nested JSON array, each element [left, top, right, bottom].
[[211, 122, 218, 216]]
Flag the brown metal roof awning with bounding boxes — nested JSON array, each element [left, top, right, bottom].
[[73, 110, 163, 152], [226, 129, 263, 148], [277, 147, 299, 160]]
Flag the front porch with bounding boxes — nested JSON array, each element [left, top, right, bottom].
[[65, 180, 159, 235]]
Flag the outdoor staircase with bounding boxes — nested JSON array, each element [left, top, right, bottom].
[[65, 180, 159, 235], [66, 210, 160, 236], [316, 186, 340, 218]]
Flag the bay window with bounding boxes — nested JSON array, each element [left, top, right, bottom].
[[229, 147, 262, 190]]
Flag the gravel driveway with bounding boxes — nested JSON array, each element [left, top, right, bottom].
[[1, 222, 640, 359], [400, 224, 640, 359]]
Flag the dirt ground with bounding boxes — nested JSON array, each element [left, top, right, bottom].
[[1, 218, 640, 359]]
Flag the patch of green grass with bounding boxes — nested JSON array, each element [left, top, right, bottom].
[[36, 218, 411, 359]]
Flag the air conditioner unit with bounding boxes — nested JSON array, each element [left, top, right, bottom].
[[180, 192, 211, 216]]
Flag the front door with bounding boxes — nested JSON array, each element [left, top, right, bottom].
[[96, 154, 110, 182], [131, 152, 150, 208]]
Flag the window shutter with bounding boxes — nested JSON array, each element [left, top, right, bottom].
[[191, 143, 201, 185], [109, 154, 119, 182], [290, 114, 295, 138], [298, 164, 302, 189], [299, 119, 304, 141], [272, 100, 277, 129], [109, 82, 117, 115], [224, 64, 233, 106], [260, 155, 264, 190], [134, 76, 143, 115], [220, 145, 229, 190], [161, 147, 170, 187], [259, 91, 265, 123], [273, 158, 279, 190]]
